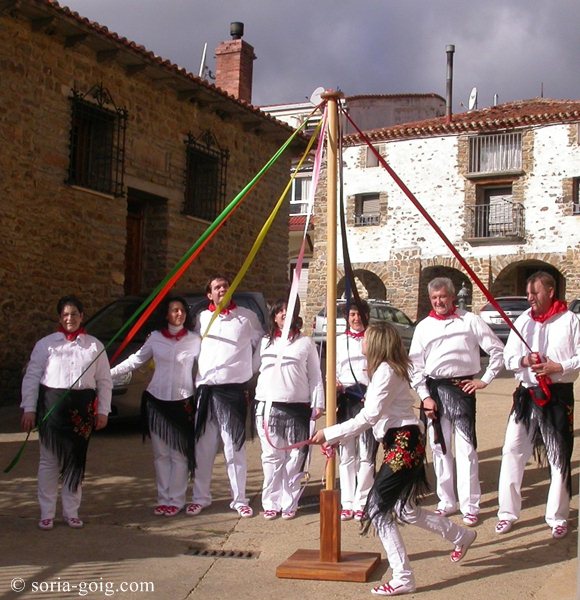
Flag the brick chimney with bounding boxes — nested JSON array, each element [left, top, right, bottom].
[[214, 22, 256, 103]]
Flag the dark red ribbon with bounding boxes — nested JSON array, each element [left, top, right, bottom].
[[161, 328, 188, 341]]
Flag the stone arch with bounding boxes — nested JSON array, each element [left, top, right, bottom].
[[418, 265, 472, 319], [337, 268, 387, 300], [490, 259, 566, 298]]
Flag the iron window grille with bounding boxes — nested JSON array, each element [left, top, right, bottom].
[[468, 132, 522, 175], [184, 131, 229, 220], [67, 84, 127, 197], [354, 193, 381, 226]]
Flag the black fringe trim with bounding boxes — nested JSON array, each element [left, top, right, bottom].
[[37, 385, 96, 492], [427, 377, 477, 449], [195, 383, 248, 451], [512, 382, 574, 495], [337, 385, 377, 455], [362, 425, 429, 534], [142, 391, 196, 475], [266, 402, 310, 468]]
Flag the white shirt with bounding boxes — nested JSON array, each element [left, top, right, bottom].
[[324, 362, 419, 445], [336, 333, 369, 387], [111, 330, 201, 401], [409, 310, 504, 400], [504, 308, 580, 387], [254, 334, 325, 409], [195, 306, 263, 385], [21, 331, 112, 415]]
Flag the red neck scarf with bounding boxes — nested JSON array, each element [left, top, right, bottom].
[[346, 329, 365, 339], [428, 306, 459, 321], [208, 300, 237, 315], [58, 326, 86, 341], [161, 327, 188, 341], [531, 299, 567, 324]]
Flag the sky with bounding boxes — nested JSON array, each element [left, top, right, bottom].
[[60, 0, 580, 112]]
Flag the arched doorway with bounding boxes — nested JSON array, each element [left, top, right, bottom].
[[491, 260, 565, 298], [337, 269, 387, 300]]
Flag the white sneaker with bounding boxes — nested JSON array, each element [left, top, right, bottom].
[[371, 580, 416, 596], [495, 519, 513, 534]]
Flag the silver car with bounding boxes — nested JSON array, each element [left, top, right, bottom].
[[312, 299, 415, 350], [479, 296, 529, 343]]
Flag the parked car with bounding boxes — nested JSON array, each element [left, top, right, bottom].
[[312, 299, 416, 350], [479, 296, 530, 343], [85, 291, 268, 419], [569, 298, 580, 318]]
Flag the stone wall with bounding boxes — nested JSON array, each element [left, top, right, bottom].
[[305, 121, 580, 335], [0, 12, 292, 403]]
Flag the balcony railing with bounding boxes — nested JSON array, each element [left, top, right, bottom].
[[354, 213, 380, 226], [465, 201, 525, 241]]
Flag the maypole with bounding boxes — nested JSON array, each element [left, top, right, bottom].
[[276, 90, 380, 582]]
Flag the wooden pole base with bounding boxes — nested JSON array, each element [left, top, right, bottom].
[[276, 489, 381, 582]]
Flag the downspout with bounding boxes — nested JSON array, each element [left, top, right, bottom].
[[445, 44, 455, 124]]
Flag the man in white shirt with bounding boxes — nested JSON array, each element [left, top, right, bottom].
[[187, 275, 263, 518], [496, 271, 580, 539], [410, 277, 503, 526]]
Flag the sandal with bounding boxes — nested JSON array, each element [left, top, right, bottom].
[[450, 530, 477, 563]]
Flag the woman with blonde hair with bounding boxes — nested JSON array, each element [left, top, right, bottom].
[[312, 322, 476, 596]]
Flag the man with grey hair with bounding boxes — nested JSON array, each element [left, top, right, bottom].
[[410, 277, 504, 527]]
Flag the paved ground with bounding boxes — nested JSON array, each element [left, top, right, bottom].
[[0, 375, 578, 600]]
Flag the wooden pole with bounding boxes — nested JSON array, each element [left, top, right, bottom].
[[276, 89, 380, 581]]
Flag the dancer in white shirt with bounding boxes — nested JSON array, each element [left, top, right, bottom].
[[111, 296, 200, 517], [188, 275, 263, 518], [496, 271, 580, 539], [21, 295, 112, 530], [409, 277, 503, 526], [255, 299, 324, 520], [335, 301, 377, 522], [311, 322, 476, 597]]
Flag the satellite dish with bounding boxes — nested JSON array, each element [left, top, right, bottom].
[[468, 87, 478, 111], [309, 86, 325, 106]]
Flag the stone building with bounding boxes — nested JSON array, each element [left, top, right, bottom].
[[305, 98, 580, 329], [0, 1, 304, 402], [262, 93, 446, 301]]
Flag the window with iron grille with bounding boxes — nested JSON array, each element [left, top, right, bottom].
[[354, 193, 381, 226], [184, 131, 228, 220], [573, 177, 580, 215], [468, 132, 522, 175], [466, 184, 525, 240], [67, 84, 127, 197]]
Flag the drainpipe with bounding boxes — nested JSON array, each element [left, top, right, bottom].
[[445, 44, 455, 124]]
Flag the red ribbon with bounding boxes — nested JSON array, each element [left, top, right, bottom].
[[531, 299, 567, 323], [428, 309, 459, 321], [346, 329, 365, 339]]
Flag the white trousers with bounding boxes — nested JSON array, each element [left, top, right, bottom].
[[38, 442, 82, 520], [338, 435, 375, 511], [497, 412, 570, 527], [150, 431, 189, 508], [192, 415, 248, 509], [428, 415, 480, 516], [374, 504, 470, 587], [256, 415, 308, 513]]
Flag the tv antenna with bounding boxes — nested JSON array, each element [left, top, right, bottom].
[[468, 86, 478, 111]]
